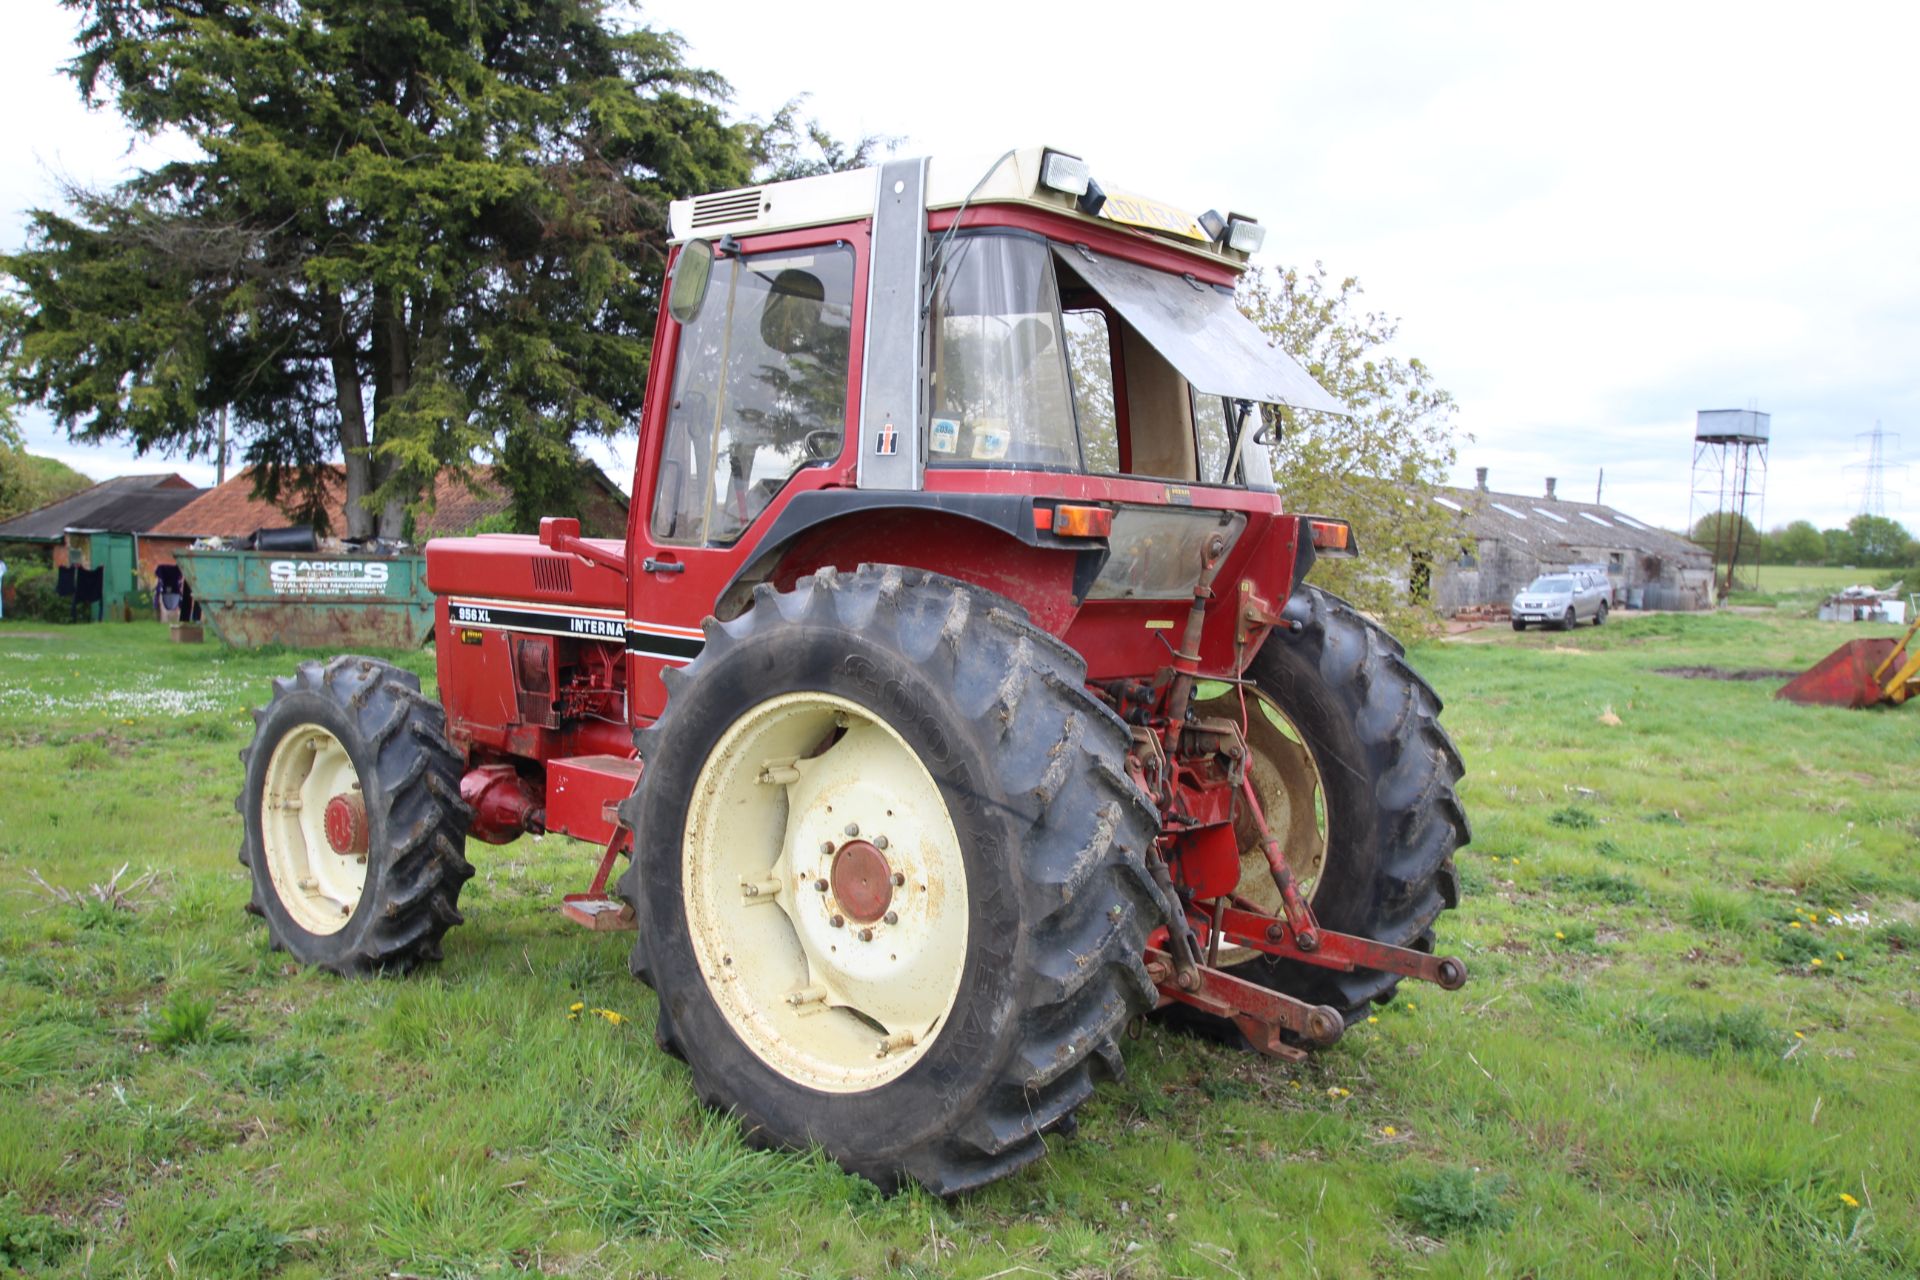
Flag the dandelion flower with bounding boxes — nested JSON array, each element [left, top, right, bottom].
[[597, 1009, 625, 1025], [1790, 921, 1802, 929], [1367, 1016, 1379, 1024], [569, 1001, 584, 1013], [1793, 1031, 1805, 1039], [1327, 1086, 1350, 1099], [1836, 951, 1845, 961], [1840, 1193, 1860, 1208], [1407, 1002, 1417, 1011], [1554, 931, 1566, 940], [1811, 958, 1823, 968], [1382, 1125, 1398, 1137]]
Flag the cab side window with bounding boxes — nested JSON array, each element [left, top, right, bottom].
[[651, 245, 856, 545]]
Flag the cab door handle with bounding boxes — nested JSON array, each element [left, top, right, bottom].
[[641, 557, 685, 574]]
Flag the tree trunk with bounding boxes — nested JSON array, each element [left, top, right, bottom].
[[369, 287, 412, 541], [320, 289, 375, 540]]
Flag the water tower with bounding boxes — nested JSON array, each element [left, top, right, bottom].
[[1689, 408, 1769, 601]]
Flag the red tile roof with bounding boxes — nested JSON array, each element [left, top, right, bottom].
[[149, 465, 625, 539]]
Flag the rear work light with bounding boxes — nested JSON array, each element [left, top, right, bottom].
[[1225, 214, 1265, 254], [1038, 149, 1091, 198], [1036, 503, 1114, 538]]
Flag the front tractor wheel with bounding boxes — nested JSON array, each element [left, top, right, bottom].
[[238, 657, 473, 975], [619, 566, 1163, 1196], [1189, 586, 1468, 1031]]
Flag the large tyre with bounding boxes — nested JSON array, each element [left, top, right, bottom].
[[1594, 601, 1609, 627], [238, 656, 473, 975], [1191, 586, 1467, 1025], [1558, 607, 1576, 631], [617, 565, 1163, 1196]]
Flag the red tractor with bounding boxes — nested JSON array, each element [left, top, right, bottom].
[[238, 147, 1468, 1195]]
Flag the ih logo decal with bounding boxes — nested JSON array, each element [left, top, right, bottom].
[[875, 421, 898, 456]]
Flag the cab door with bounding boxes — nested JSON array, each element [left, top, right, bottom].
[[626, 229, 867, 722]]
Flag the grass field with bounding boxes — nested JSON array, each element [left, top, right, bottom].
[[1729, 564, 1911, 601], [2, 608, 1917, 1278]]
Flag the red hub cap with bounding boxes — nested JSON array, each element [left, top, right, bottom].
[[830, 840, 893, 924], [323, 792, 369, 856]]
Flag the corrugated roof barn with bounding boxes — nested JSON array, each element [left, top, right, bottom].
[[1431, 470, 1714, 614], [0, 473, 202, 543]]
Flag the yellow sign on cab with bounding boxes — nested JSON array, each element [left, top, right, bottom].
[[1099, 188, 1207, 241]]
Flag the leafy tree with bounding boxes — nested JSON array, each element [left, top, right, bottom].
[[1822, 526, 1858, 566], [1847, 513, 1913, 568], [1237, 263, 1463, 635], [1769, 519, 1825, 565], [1689, 510, 1762, 564], [752, 100, 899, 182], [3, 0, 760, 538], [0, 450, 95, 526]]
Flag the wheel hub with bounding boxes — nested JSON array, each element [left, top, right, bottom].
[[681, 692, 969, 1092], [829, 840, 893, 923], [323, 792, 368, 855], [259, 726, 368, 935]]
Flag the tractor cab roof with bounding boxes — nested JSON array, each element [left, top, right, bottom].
[[668, 146, 1256, 276]]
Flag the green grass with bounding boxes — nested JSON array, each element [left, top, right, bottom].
[[1727, 563, 1912, 609], [1743, 564, 1907, 592], [1, 614, 1917, 1276]]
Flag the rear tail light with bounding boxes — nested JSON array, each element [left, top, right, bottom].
[[1036, 504, 1114, 538], [1307, 518, 1357, 555]]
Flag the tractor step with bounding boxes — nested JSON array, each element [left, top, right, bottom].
[[560, 894, 635, 931], [552, 769, 638, 931]]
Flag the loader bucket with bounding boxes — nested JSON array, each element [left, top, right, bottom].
[[1776, 637, 1903, 708]]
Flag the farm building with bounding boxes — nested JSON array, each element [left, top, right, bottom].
[[0, 474, 208, 618], [1429, 469, 1714, 615], [148, 462, 631, 544]]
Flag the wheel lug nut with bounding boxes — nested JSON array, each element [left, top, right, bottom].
[[814, 878, 829, 892], [844, 822, 859, 837], [858, 927, 873, 941], [874, 835, 889, 850], [883, 911, 898, 925], [830, 915, 845, 929]]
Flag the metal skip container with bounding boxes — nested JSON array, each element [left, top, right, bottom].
[[176, 548, 434, 649]]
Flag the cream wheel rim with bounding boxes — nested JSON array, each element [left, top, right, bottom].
[[260, 724, 368, 936], [681, 692, 969, 1093], [1196, 689, 1329, 964]]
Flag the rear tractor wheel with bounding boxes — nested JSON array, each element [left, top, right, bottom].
[[238, 656, 473, 975], [1186, 586, 1468, 1033], [619, 566, 1163, 1196]]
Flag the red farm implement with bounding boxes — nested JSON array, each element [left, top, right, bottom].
[[1777, 615, 1920, 709]]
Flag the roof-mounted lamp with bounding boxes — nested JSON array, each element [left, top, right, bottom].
[[1200, 208, 1266, 255], [1040, 149, 1107, 216]]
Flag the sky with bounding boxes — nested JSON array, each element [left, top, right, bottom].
[[4, 0, 1916, 533]]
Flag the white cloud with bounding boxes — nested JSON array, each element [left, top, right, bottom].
[[5, 0, 1915, 533]]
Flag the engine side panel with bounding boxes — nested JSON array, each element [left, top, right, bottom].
[[425, 534, 636, 762]]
